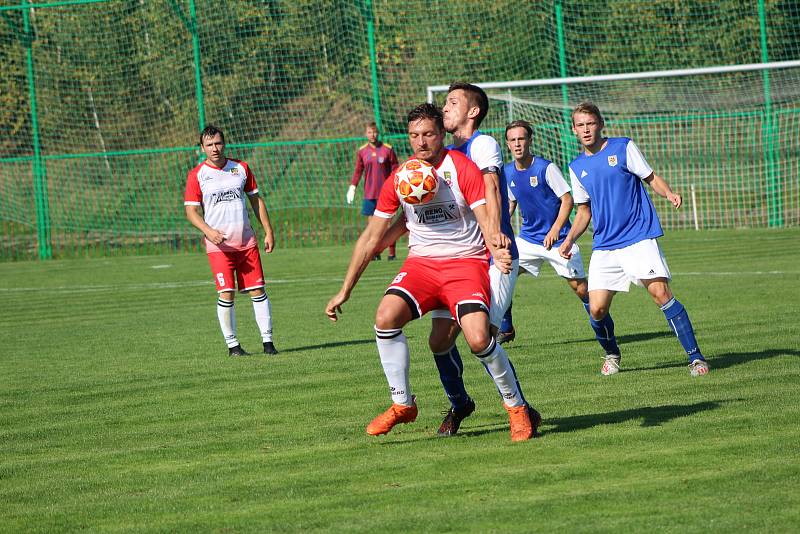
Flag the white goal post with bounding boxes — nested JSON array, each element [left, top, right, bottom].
[[426, 60, 800, 102], [427, 61, 800, 230]]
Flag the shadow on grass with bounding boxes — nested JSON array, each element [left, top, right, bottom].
[[543, 401, 723, 435], [623, 348, 800, 373], [375, 401, 724, 443], [279, 338, 376, 353], [509, 330, 672, 349]]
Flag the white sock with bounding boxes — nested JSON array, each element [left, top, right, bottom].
[[217, 297, 239, 348], [251, 293, 273, 342], [475, 339, 524, 407], [374, 326, 413, 406]]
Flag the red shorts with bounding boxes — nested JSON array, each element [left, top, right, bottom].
[[386, 256, 490, 323], [207, 247, 265, 293]]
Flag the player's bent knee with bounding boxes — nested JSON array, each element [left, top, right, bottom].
[[428, 320, 458, 353], [375, 291, 416, 330], [429, 332, 455, 354], [456, 302, 491, 352], [589, 305, 608, 321], [646, 281, 673, 305], [470, 336, 497, 358], [572, 279, 589, 300], [374, 308, 404, 330]]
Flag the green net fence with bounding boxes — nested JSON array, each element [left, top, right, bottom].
[[432, 65, 800, 230], [1, 0, 799, 260]]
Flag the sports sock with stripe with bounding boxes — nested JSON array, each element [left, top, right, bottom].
[[251, 292, 273, 342], [583, 299, 620, 355], [661, 297, 704, 362], [374, 326, 413, 406], [433, 345, 470, 410], [474, 339, 524, 408], [217, 297, 239, 348]]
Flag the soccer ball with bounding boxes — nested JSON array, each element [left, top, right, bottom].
[[394, 158, 439, 205]]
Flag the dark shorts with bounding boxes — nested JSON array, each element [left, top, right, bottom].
[[361, 198, 378, 216]]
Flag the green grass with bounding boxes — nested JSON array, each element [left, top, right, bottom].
[[1, 229, 799, 532]]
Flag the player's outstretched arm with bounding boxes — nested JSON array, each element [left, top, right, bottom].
[[249, 194, 275, 252], [645, 173, 682, 208], [185, 205, 226, 245], [473, 203, 512, 274], [559, 203, 591, 259], [325, 216, 391, 321]]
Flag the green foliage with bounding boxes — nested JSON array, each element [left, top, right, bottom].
[[1, 229, 799, 531], [1, 0, 799, 259]]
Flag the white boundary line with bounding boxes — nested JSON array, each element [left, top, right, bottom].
[[0, 271, 795, 293], [0, 274, 397, 293]]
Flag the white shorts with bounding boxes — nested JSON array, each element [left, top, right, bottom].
[[431, 258, 519, 329], [588, 238, 671, 292], [517, 238, 586, 279], [488, 258, 519, 328]]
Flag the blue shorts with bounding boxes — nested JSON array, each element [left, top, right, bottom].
[[361, 199, 378, 216]]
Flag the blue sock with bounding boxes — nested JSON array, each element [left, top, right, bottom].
[[500, 302, 513, 333], [661, 298, 704, 362], [583, 299, 620, 355], [433, 345, 470, 410]]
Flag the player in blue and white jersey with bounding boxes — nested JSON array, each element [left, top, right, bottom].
[[558, 102, 709, 377], [430, 83, 533, 436], [498, 120, 620, 361]]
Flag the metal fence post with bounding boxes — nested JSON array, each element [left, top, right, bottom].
[[555, 1, 573, 170], [364, 0, 382, 132], [758, 0, 781, 227], [23, 1, 51, 259]]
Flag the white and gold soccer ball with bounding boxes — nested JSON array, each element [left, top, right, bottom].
[[394, 158, 439, 205]]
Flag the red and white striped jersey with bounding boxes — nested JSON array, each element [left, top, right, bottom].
[[184, 159, 259, 253], [374, 149, 487, 259]]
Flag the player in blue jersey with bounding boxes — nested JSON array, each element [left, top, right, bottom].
[[498, 120, 620, 363], [430, 83, 536, 436], [559, 102, 709, 377]]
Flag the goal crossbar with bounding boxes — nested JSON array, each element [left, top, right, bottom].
[[426, 60, 800, 102]]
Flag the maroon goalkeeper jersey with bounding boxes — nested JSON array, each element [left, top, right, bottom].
[[351, 142, 398, 200]]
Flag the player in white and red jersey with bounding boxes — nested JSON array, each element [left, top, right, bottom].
[[185, 125, 278, 357], [378, 84, 536, 437], [325, 104, 536, 442]]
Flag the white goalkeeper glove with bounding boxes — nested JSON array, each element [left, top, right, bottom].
[[346, 185, 356, 204]]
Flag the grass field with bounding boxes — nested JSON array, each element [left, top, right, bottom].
[[2, 228, 799, 532]]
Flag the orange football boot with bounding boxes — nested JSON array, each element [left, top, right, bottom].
[[366, 396, 418, 436], [504, 403, 534, 442]]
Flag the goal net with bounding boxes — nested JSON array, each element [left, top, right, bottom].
[[429, 62, 800, 230]]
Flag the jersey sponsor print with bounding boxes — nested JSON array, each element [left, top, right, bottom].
[[185, 159, 259, 253], [374, 149, 487, 260]]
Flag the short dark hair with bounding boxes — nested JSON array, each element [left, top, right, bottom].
[[505, 120, 533, 140], [448, 82, 489, 127], [407, 103, 444, 131], [200, 124, 225, 145], [571, 101, 604, 125], [366, 121, 378, 129]]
